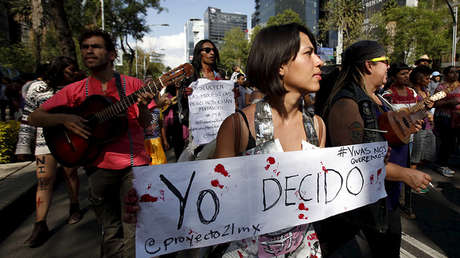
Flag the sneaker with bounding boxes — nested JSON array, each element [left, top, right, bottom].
[[438, 166, 455, 177], [68, 203, 83, 225], [24, 221, 49, 247]]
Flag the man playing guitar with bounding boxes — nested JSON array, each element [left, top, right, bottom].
[[28, 29, 154, 258]]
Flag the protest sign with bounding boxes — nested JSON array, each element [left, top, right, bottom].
[[134, 141, 388, 257], [188, 79, 235, 145]]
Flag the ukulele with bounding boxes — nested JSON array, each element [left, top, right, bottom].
[[44, 63, 194, 167], [378, 82, 459, 146]]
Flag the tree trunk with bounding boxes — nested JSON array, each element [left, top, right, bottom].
[[48, 0, 77, 61], [33, 32, 42, 67], [31, 0, 43, 67]]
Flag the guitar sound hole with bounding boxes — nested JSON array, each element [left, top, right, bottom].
[[402, 117, 410, 128]]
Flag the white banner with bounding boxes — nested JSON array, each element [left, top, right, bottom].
[[188, 79, 235, 145], [134, 142, 388, 257]]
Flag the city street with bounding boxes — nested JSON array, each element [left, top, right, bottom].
[[0, 156, 458, 258]]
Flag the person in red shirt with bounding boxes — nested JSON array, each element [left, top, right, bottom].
[[29, 30, 154, 258]]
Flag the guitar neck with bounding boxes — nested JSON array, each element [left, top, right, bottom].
[[94, 77, 164, 123], [407, 89, 449, 114]]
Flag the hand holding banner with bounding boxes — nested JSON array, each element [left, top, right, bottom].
[[134, 141, 388, 257], [188, 79, 235, 145]]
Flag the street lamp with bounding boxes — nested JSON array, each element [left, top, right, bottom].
[[136, 24, 169, 78], [444, 0, 459, 66], [101, 0, 104, 30]]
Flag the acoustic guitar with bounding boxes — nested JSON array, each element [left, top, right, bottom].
[[44, 63, 194, 167], [378, 82, 459, 146]]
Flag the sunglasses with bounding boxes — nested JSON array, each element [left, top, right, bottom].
[[201, 47, 215, 54], [369, 56, 390, 65]]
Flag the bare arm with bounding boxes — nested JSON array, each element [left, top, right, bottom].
[[328, 98, 364, 146], [29, 107, 90, 139], [328, 98, 431, 191], [136, 92, 155, 128], [161, 126, 169, 150], [386, 162, 431, 191], [314, 115, 326, 148], [137, 103, 153, 128], [214, 114, 239, 159], [244, 92, 252, 107]]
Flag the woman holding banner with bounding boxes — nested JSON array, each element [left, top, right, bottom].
[[212, 23, 325, 257], [318, 40, 432, 257], [124, 23, 326, 257]]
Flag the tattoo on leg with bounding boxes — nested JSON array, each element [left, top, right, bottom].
[[36, 156, 46, 165], [349, 121, 364, 144], [37, 197, 43, 208], [38, 177, 50, 191]]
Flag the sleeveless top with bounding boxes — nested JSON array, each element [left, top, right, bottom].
[[223, 100, 322, 258]]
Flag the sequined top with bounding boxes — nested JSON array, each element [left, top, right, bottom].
[[223, 100, 322, 258], [245, 100, 319, 155]]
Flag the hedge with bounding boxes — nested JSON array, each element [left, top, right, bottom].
[[0, 120, 20, 164]]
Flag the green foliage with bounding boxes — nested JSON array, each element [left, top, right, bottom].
[[371, 4, 450, 65], [0, 43, 35, 73], [40, 28, 62, 62], [114, 47, 165, 79], [219, 27, 249, 74], [0, 121, 20, 164], [266, 9, 304, 27], [249, 25, 263, 45], [319, 0, 364, 48], [4, 0, 166, 75], [246, 10, 303, 64]]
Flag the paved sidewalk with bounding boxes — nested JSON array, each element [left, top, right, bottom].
[[0, 161, 36, 212], [0, 161, 37, 242]]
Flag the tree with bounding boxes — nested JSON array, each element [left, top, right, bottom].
[[49, 0, 77, 61], [0, 43, 35, 72], [249, 24, 262, 45], [31, 0, 44, 66], [370, 3, 450, 66], [219, 27, 249, 74], [319, 0, 364, 48], [266, 9, 304, 27], [4, 0, 165, 76], [247, 10, 303, 59], [103, 0, 164, 76]]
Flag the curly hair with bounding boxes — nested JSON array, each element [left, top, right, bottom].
[[44, 56, 78, 91]]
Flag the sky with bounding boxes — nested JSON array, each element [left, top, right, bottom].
[[135, 0, 255, 68]]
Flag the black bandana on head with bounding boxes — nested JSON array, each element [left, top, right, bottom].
[[343, 40, 386, 64]]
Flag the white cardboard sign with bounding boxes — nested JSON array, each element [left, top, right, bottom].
[[134, 141, 388, 257], [188, 79, 235, 145]]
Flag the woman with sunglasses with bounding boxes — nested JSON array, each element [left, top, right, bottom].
[[318, 41, 431, 257], [161, 39, 223, 161]]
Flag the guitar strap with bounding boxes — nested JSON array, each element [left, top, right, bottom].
[[114, 72, 135, 167]]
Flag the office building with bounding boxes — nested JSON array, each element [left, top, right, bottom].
[[364, 0, 418, 22], [203, 7, 247, 47], [252, 0, 320, 35], [184, 19, 204, 62]]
